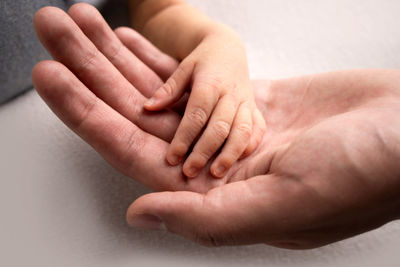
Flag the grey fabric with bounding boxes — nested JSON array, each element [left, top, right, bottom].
[[0, 0, 68, 104], [0, 0, 129, 105]]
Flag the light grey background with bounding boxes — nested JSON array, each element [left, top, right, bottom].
[[1, 0, 400, 266]]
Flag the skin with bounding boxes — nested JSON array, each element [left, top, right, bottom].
[[129, 0, 266, 178], [32, 4, 400, 249]]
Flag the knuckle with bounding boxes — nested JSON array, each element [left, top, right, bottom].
[[161, 81, 174, 97], [223, 141, 247, 159], [122, 127, 146, 170], [212, 120, 231, 139], [76, 47, 99, 76], [208, 78, 224, 92], [187, 107, 208, 128], [201, 75, 223, 88], [193, 149, 213, 162], [175, 63, 189, 79], [75, 96, 98, 131], [71, 4, 123, 65], [221, 94, 237, 106], [236, 123, 252, 138], [107, 41, 123, 64], [123, 91, 141, 123], [196, 76, 227, 94]]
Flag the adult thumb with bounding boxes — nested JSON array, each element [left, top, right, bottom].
[[126, 179, 277, 246]]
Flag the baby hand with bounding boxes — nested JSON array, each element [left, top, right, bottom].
[[144, 26, 266, 178]]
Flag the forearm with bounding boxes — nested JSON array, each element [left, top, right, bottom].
[[129, 0, 231, 60]]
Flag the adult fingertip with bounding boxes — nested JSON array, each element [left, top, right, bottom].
[[34, 6, 63, 24], [31, 60, 48, 83], [34, 6, 65, 41], [32, 61, 65, 95]]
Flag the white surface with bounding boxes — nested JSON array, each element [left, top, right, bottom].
[[1, 0, 400, 266]]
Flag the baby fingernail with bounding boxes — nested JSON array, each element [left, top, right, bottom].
[[168, 154, 181, 165], [214, 165, 226, 177], [186, 167, 199, 178], [128, 214, 166, 231], [144, 98, 155, 107]]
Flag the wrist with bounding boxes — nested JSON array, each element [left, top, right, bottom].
[[203, 23, 244, 49], [129, 0, 238, 60], [129, 0, 186, 30], [200, 24, 248, 71]]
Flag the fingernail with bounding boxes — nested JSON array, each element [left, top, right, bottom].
[[186, 166, 199, 178], [128, 214, 166, 231], [144, 98, 155, 107], [214, 165, 226, 177], [168, 154, 181, 165]]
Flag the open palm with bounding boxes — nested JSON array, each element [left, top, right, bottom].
[[33, 4, 400, 248]]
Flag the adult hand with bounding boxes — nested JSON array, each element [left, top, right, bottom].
[[33, 4, 400, 249], [130, 69, 400, 248], [32, 3, 261, 194]]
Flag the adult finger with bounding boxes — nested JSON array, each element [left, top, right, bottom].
[[68, 3, 167, 98], [34, 6, 179, 142], [69, 4, 186, 115], [114, 26, 188, 115], [32, 60, 184, 191], [115, 26, 179, 82]]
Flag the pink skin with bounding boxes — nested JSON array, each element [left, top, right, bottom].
[[33, 4, 400, 249], [143, 29, 266, 179]]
